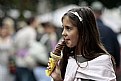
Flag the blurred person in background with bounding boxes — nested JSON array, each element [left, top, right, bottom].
[[40, 22, 60, 56], [31, 38, 51, 81], [36, 22, 45, 41], [2, 17, 15, 38], [14, 16, 39, 81], [91, 1, 120, 76], [16, 20, 27, 31], [30, 21, 51, 81], [0, 22, 15, 81]]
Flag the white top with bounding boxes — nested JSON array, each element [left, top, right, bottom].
[[14, 26, 36, 50], [0, 36, 14, 66], [64, 55, 116, 81], [14, 26, 36, 67]]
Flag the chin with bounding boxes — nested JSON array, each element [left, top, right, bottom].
[[67, 44, 75, 48]]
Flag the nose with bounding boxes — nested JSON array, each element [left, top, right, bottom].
[[62, 29, 67, 37]]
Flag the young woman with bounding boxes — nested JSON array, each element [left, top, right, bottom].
[[49, 7, 116, 81], [0, 23, 15, 81]]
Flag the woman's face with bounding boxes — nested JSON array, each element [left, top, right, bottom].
[[62, 16, 79, 48], [0, 27, 9, 37]]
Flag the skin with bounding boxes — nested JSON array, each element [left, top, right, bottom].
[[62, 16, 79, 48], [0, 27, 9, 38], [50, 16, 79, 81], [44, 26, 56, 34], [31, 18, 40, 29]]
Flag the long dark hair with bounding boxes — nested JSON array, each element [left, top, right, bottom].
[[60, 7, 115, 79]]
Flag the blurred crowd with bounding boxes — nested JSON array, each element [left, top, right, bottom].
[[0, 16, 63, 81], [0, 1, 121, 81]]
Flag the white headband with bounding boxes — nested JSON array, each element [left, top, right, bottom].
[[69, 11, 83, 22]]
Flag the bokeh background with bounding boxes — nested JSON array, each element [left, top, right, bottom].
[[0, 0, 121, 81]]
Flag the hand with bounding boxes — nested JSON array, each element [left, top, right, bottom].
[[47, 62, 63, 81]]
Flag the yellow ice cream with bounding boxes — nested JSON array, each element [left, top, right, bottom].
[[45, 52, 62, 76]]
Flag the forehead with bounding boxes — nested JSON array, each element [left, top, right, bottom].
[[62, 16, 74, 24], [62, 16, 77, 27], [62, 16, 70, 22]]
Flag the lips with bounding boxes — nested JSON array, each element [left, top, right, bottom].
[[64, 38, 70, 43]]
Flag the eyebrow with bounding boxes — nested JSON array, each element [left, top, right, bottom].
[[62, 25, 73, 28]]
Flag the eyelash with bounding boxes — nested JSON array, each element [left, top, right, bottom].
[[62, 26, 72, 31], [66, 27, 71, 31]]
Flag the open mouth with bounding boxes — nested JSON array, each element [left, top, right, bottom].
[[64, 39, 70, 43]]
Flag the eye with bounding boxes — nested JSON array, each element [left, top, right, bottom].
[[66, 26, 72, 31]]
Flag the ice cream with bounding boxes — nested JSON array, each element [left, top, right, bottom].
[[45, 40, 65, 76]]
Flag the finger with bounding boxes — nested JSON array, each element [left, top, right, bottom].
[[48, 62, 50, 66], [47, 67, 50, 69]]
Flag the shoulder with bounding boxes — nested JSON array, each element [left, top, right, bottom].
[[94, 54, 111, 61], [89, 54, 112, 65], [76, 54, 113, 68], [76, 54, 116, 80]]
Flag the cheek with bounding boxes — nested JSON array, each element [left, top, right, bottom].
[[73, 35, 78, 43], [70, 33, 79, 46]]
